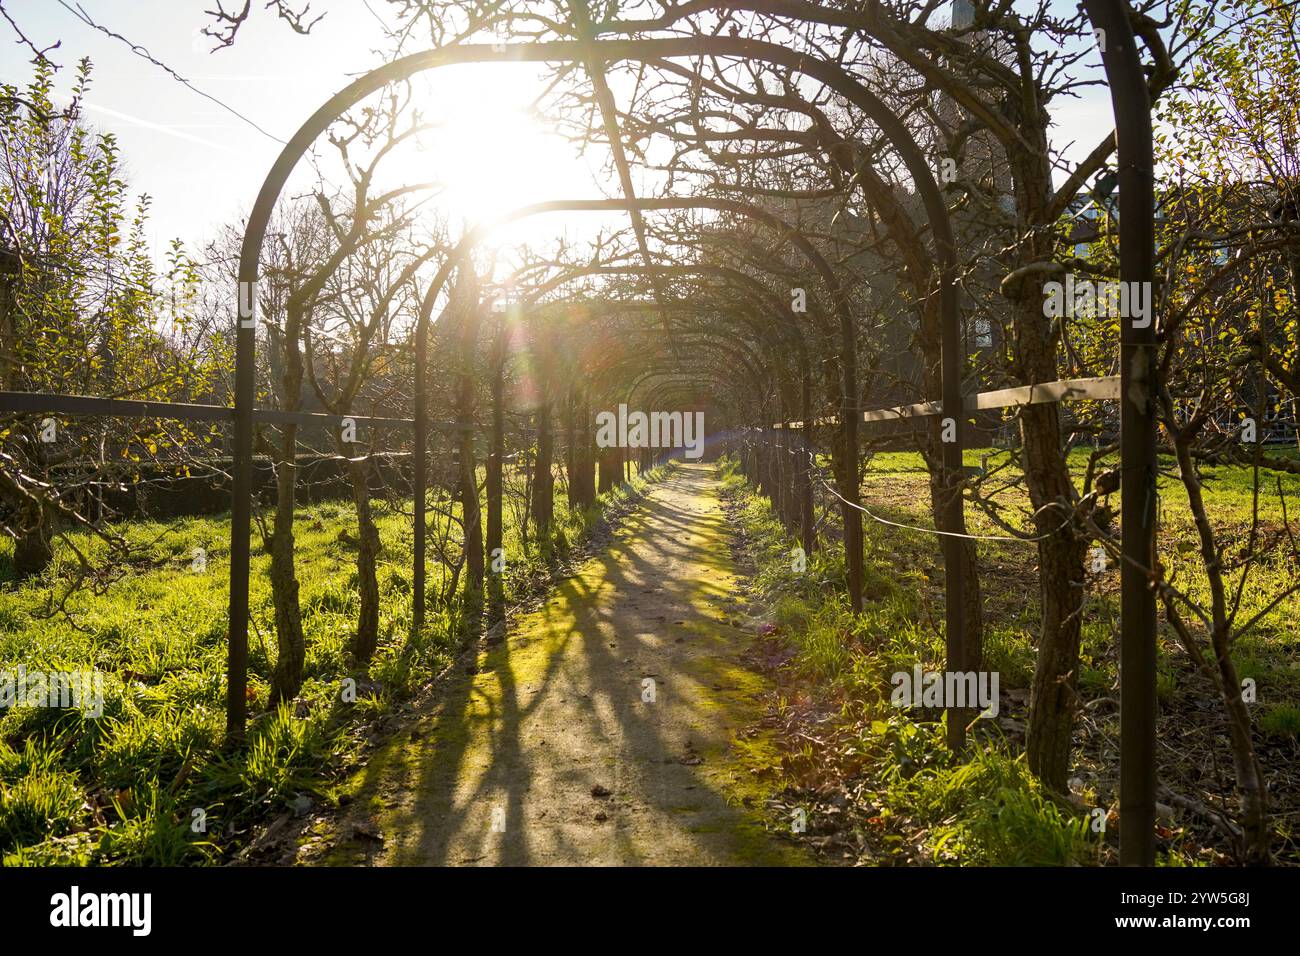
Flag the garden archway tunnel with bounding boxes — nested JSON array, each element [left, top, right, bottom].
[[210, 3, 1155, 863], [0, 7, 1156, 864], [229, 34, 970, 738]]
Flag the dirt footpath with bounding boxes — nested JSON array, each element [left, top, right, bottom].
[[328, 461, 806, 866]]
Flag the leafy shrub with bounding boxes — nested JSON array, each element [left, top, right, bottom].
[[893, 743, 1098, 866]]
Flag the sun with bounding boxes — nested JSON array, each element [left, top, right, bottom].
[[394, 63, 604, 230]]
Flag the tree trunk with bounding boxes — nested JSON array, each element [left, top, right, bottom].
[[834, 419, 864, 614], [597, 449, 613, 494], [13, 506, 52, 576], [598, 445, 622, 494], [1008, 148, 1086, 791], [485, 335, 505, 618], [1170, 437, 1271, 862], [269, 296, 308, 705], [454, 283, 485, 604], [460, 427, 484, 599], [532, 398, 554, 530], [487, 329, 505, 572], [1017, 309, 1087, 790], [573, 394, 597, 507], [11, 429, 53, 577], [269, 440, 306, 704], [344, 448, 380, 666], [1214, 634, 1270, 863], [564, 387, 578, 509], [799, 370, 816, 555]]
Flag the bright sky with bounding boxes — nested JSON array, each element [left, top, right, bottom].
[[1, 0, 612, 261], [1, 0, 1113, 267]]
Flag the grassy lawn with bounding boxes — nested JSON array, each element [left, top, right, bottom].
[[0, 466, 665, 865], [723, 446, 1300, 865]]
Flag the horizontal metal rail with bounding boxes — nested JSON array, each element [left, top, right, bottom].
[[0, 391, 472, 431], [0, 391, 232, 422], [772, 375, 1121, 429]]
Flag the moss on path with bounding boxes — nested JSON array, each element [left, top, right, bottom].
[[326, 462, 806, 866]]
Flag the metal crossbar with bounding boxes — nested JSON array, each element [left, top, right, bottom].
[[0, 391, 472, 431], [771, 375, 1121, 429]]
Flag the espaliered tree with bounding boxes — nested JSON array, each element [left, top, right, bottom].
[[484, 302, 509, 610], [1126, 0, 1300, 863], [303, 209, 444, 664], [528, 308, 559, 532], [203, 2, 1166, 830], [619, 0, 1175, 789], [254, 91, 437, 703], [449, 267, 486, 608]]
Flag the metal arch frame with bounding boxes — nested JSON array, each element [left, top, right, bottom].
[[610, 333, 780, 412], [518, 262, 814, 374], [631, 369, 759, 467], [1083, 0, 1158, 868], [519, 261, 818, 432], [230, 36, 970, 747], [636, 374, 748, 433], [230, 14, 1153, 860], [620, 326, 802, 440], [446, 273, 789, 553], [404, 194, 863, 636], [586, 321, 790, 400], [560, 264, 820, 531], [538, 284, 817, 504]]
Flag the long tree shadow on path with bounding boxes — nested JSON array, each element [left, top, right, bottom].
[[340, 464, 807, 866]]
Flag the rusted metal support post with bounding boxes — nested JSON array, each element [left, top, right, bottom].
[[1085, 0, 1158, 866], [227, 263, 255, 744], [413, 312, 428, 634]]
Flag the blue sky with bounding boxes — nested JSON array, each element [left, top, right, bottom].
[[3, 1, 399, 252], [2, 1, 1114, 261]]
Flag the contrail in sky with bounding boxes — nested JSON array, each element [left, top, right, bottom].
[[54, 94, 242, 154]]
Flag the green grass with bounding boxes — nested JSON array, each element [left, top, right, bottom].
[[1260, 704, 1300, 739], [891, 730, 1099, 867], [853, 445, 1300, 702], [0, 463, 670, 865], [718, 447, 1299, 865]]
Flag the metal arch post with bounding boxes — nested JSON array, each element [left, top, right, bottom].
[[229, 36, 966, 746], [1083, 0, 1159, 867], [403, 193, 876, 632]]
